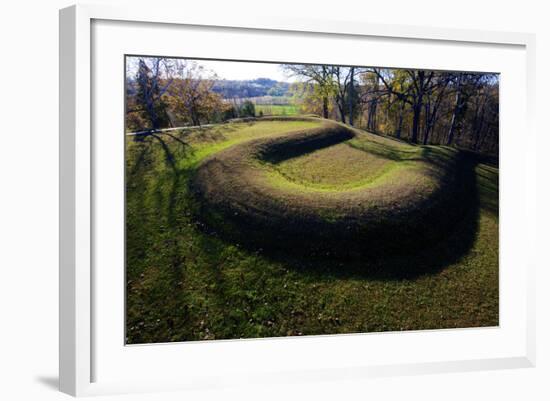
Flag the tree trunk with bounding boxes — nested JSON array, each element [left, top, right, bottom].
[[447, 77, 462, 146], [322, 96, 329, 119], [147, 100, 158, 130], [447, 93, 460, 145], [472, 98, 486, 151], [338, 102, 346, 124], [348, 67, 355, 126], [368, 77, 379, 132], [190, 102, 200, 126], [368, 99, 377, 131], [411, 101, 422, 144], [395, 101, 405, 139], [423, 102, 430, 145]]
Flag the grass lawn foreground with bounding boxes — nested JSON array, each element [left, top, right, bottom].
[[125, 118, 498, 344]]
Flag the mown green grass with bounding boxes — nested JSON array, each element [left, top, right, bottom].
[[264, 131, 434, 192], [126, 120, 498, 343], [255, 104, 299, 116]]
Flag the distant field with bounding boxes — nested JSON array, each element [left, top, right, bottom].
[[255, 104, 299, 116], [126, 118, 498, 344]]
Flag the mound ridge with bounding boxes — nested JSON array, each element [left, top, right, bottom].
[[190, 117, 475, 259]]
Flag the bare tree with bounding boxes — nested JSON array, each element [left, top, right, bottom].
[[446, 73, 487, 146], [422, 74, 451, 145], [282, 64, 336, 119], [348, 67, 356, 126], [133, 57, 176, 130]]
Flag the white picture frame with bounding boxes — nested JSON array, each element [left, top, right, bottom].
[[59, 3, 536, 397]]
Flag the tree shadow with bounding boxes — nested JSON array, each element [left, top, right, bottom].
[[172, 124, 240, 144], [348, 139, 425, 162], [126, 133, 195, 287], [150, 134, 194, 228]]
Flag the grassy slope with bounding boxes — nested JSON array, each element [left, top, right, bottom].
[[265, 130, 432, 193], [255, 104, 299, 116], [268, 143, 396, 191], [126, 120, 498, 343]]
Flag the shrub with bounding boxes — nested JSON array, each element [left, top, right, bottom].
[[239, 100, 256, 118]]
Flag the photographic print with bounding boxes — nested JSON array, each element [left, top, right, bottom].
[[125, 56, 499, 344]]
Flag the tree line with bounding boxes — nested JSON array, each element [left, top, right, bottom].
[[125, 57, 257, 132], [126, 57, 499, 156], [285, 65, 499, 155]]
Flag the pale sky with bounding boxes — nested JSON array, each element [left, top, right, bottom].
[[196, 59, 296, 82], [126, 56, 297, 82]]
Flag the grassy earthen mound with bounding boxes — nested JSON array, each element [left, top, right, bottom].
[[190, 117, 475, 259]]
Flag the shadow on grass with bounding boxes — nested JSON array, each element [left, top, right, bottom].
[[150, 134, 195, 229], [241, 154, 480, 281], [189, 155, 481, 281], [188, 123, 482, 280], [124, 125, 496, 344], [129, 129, 482, 282], [261, 126, 354, 163], [126, 133, 196, 288], [280, 205, 478, 281]]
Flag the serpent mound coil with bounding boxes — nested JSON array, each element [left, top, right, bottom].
[[190, 117, 474, 259]]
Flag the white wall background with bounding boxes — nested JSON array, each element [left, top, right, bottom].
[[0, 0, 547, 399]]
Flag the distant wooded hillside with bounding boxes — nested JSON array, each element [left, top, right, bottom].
[[211, 78, 290, 99]]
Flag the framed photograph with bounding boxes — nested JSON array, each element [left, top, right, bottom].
[[59, 4, 536, 396]]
